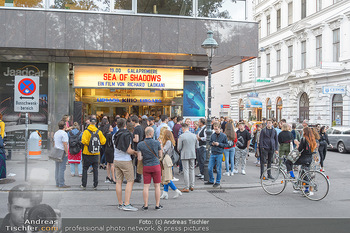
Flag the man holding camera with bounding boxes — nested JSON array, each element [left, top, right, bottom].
[[1, 184, 61, 233]]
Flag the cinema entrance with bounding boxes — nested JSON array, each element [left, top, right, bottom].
[[73, 65, 184, 119]]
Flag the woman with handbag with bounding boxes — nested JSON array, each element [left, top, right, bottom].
[[286, 127, 316, 195], [159, 130, 182, 199]]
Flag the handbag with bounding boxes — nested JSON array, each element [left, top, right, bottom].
[[171, 149, 180, 165], [49, 148, 65, 162], [287, 148, 303, 164], [136, 159, 143, 175]]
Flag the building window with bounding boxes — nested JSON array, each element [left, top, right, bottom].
[[333, 29, 340, 62], [276, 97, 283, 122], [316, 0, 322, 12], [276, 9, 281, 30], [258, 21, 261, 39], [276, 49, 281, 75], [301, 41, 306, 69], [266, 15, 270, 36], [299, 92, 309, 123], [266, 53, 270, 77], [316, 35, 322, 66], [239, 99, 244, 121], [257, 57, 261, 77], [266, 98, 272, 119], [332, 94, 343, 125], [288, 45, 293, 72], [301, 0, 307, 19], [239, 64, 243, 83], [288, 2, 293, 25]]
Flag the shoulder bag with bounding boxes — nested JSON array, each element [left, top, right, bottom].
[[49, 147, 65, 162], [287, 140, 304, 164]]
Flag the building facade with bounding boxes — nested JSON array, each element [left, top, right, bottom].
[[230, 0, 350, 126], [0, 1, 258, 149]]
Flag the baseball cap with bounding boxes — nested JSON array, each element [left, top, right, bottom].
[[141, 115, 148, 120]]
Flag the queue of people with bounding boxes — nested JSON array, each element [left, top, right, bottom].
[[48, 112, 334, 210]]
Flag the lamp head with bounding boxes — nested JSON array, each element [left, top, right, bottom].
[[201, 30, 219, 57]]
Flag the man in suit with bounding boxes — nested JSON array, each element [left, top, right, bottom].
[[177, 123, 198, 192]]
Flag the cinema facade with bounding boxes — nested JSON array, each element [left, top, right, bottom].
[[0, 0, 257, 149]]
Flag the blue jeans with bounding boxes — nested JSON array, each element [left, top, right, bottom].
[[224, 147, 235, 172], [164, 180, 177, 192], [70, 162, 82, 175], [55, 155, 68, 187], [208, 154, 223, 184]]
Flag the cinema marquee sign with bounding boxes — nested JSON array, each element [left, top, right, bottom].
[[74, 66, 184, 90]]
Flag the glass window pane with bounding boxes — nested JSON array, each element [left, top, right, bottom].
[[49, 0, 110, 11], [138, 0, 193, 16], [198, 0, 246, 20], [326, 128, 333, 134], [1, 0, 44, 8], [114, 0, 132, 10], [333, 129, 341, 134]]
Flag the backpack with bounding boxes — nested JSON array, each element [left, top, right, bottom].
[[68, 131, 81, 155], [87, 129, 101, 153]]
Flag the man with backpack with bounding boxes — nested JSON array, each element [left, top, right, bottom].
[[81, 117, 106, 190]]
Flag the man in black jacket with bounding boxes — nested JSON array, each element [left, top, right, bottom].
[[258, 119, 278, 178], [205, 122, 228, 188]]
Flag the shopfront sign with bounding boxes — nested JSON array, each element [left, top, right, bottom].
[[97, 98, 162, 103], [74, 66, 184, 90], [322, 86, 346, 94], [256, 78, 271, 83], [221, 105, 230, 108], [247, 92, 259, 98]]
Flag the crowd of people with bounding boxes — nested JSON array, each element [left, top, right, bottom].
[[50, 113, 333, 210]]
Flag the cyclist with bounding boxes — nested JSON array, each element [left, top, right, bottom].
[[285, 127, 317, 195]]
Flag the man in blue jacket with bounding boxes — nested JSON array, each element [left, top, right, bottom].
[[205, 122, 228, 188], [258, 119, 279, 178]]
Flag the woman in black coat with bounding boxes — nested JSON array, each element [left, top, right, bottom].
[[318, 126, 333, 172]]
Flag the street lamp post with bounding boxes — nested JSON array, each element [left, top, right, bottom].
[[201, 31, 218, 182]]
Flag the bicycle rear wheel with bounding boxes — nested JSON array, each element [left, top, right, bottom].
[[261, 167, 286, 195], [301, 170, 329, 201]]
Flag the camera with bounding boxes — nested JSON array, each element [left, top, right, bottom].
[[24, 204, 58, 232]]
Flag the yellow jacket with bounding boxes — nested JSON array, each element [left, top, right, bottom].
[[81, 124, 106, 155], [0, 120, 5, 139]]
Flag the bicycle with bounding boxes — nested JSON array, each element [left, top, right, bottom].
[[260, 155, 330, 201]]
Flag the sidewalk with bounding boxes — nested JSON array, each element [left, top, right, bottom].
[[0, 151, 262, 191]]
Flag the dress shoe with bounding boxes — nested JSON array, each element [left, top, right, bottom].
[[180, 188, 189, 193], [190, 187, 194, 191], [204, 181, 214, 185]]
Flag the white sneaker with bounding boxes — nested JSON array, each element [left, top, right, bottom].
[[241, 170, 246, 175], [223, 172, 230, 176], [7, 173, 16, 177], [254, 161, 258, 164], [173, 189, 182, 199], [233, 169, 238, 174], [160, 191, 168, 200], [229, 171, 234, 176], [171, 177, 179, 182]]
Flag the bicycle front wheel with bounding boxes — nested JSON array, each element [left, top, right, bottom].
[[261, 167, 286, 195], [301, 170, 330, 201]]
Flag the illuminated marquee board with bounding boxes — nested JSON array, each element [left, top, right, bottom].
[[74, 66, 184, 90]]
